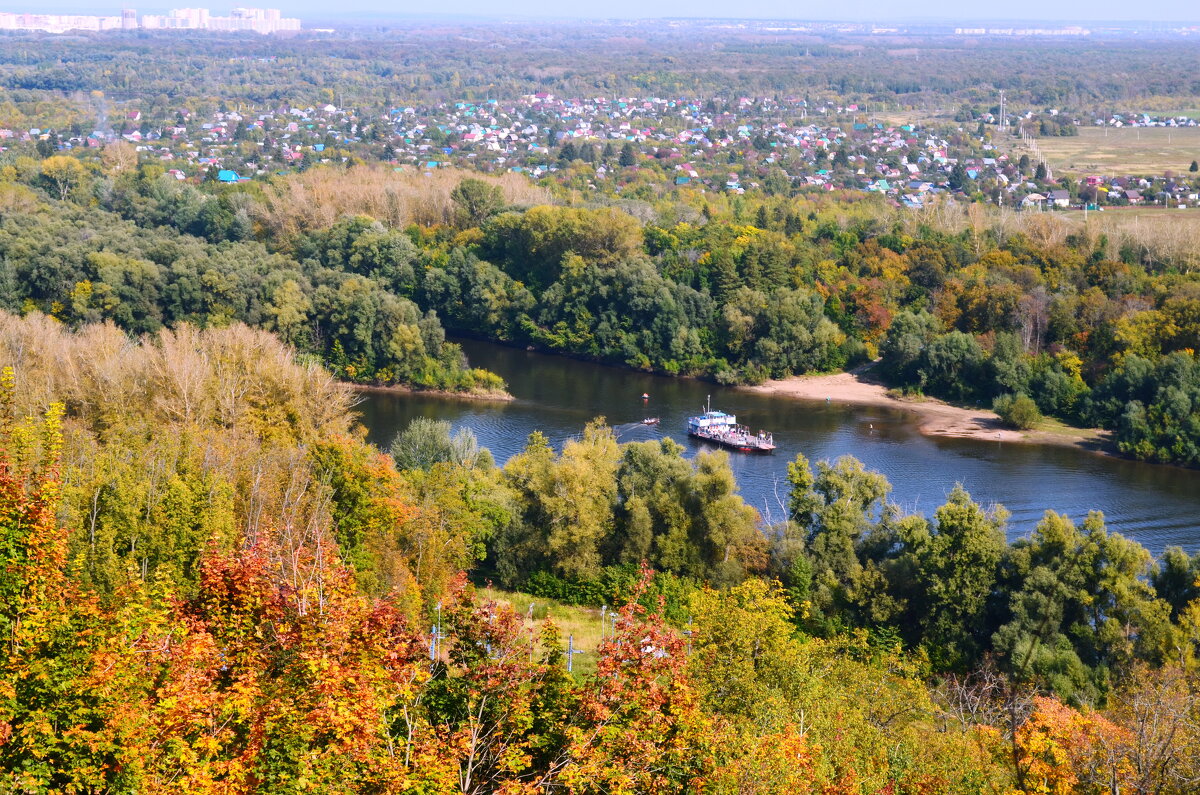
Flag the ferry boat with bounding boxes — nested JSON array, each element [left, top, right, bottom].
[[686, 398, 776, 453]]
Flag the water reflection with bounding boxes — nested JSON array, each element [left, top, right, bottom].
[[354, 339, 1200, 554]]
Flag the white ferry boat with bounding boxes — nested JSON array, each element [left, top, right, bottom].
[[686, 397, 776, 453]]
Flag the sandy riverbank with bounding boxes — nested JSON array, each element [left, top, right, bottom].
[[742, 369, 1111, 453], [345, 382, 514, 402]]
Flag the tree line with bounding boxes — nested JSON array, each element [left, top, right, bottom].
[[387, 406, 1200, 707]]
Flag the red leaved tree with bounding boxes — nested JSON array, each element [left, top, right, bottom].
[[143, 526, 452, 793], [557, 564, 718, 794]]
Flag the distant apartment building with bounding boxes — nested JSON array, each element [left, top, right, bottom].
[[142, 7, 300, 34], [954, 26, 1091, 36], [0, 12, 123, 32], [138, 7, 209, 29], [0, 7, 300, 34]]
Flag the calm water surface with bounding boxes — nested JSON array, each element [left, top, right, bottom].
[[356, 339, 1200, 554]]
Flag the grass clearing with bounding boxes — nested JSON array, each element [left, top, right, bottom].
[[1020, 205, 1200, 272], [1032, 415, 1098, 440], [1058, 204, 1200, 227], [875, 110, 952, 128], [479, 586, 606, 676], [1059, 206, 1200, 265], [1025, 126, 1200, 176]]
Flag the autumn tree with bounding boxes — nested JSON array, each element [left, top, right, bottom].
[[0, 369, 149, 792], [1012, 696, 1134, 794], [428, 585, 577, 794], [40, 155, 86, 201], [1107, 664, 1200, 794], [143, 530, 448, 793], [559, 569, 718, 792], [101, 141, 138, 174]]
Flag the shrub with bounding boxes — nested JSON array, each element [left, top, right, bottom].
[[841, 336, 872, 369], [993, 393, 1042, 430]]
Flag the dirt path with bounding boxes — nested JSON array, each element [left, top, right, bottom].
[[741, 368, 1111, 452]]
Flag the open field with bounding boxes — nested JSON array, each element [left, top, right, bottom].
[[1057, 205, 1200, 225], [1029, 126, 1200, 175], [874, 109, 952, 127], [1051, 205, 1200, 271]]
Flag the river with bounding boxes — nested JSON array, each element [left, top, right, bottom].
[[355, 339, 1200, 554]]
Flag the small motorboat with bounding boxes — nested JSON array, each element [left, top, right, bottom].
[[642, 417, 660, 426]]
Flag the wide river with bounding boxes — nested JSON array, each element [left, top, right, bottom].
[[356, 339, 1200, 554]]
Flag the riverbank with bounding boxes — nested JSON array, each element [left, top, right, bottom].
[[741, 369, 1112, 454], [346, 382, 514, 402]]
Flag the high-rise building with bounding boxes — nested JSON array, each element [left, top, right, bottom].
[[142, 7, 298, 34], [0, 6, 299, 34], [0, 12, 122, 32]]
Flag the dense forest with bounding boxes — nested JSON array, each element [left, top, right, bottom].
[[1, 26, 1198, 118], [3, 314, 1200, 793]]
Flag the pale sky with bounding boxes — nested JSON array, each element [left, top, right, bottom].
[[21, 0, 1200, 23]]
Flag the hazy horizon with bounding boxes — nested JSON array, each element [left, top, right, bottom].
[[11, 1, 1200, 24]]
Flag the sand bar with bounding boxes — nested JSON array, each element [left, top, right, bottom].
[[741, 367, 1111, 453]]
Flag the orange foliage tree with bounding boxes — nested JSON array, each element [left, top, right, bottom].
[[558, 568, 719, 793], [1012, 695, 1134, 795], [0, 368, 151, 791], [140, 530, 450, 793]]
